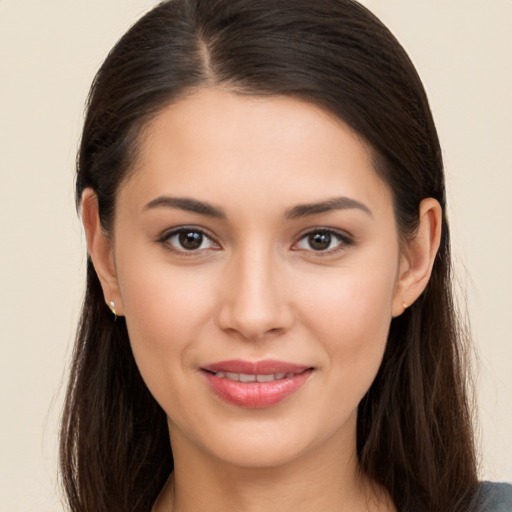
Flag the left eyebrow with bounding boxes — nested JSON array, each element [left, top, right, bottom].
[[143, 196, 226, 219], [285, 197, 373, 219]]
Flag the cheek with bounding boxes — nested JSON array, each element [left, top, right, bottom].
[[298, 264, 396, 390], [300, 264, 396, 340], [119, 255, 215, 337], [115, 254, 218, 395]]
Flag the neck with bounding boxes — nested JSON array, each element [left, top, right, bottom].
[[153, 419, 393, 512]]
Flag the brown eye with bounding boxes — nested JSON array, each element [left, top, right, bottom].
[[294, 229, 352, 254], [162, 228, 218, 252], [308, 231, 332, 251], [178, 231, 204, 250]]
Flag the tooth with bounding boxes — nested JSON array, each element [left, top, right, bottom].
[[256, 374, 275, 382], [239, 373, 257, 382], [214, 371, 299, 382]]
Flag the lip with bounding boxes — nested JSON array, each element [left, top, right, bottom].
[[201, 359, 313, 408], [202, 359, 310, 375]]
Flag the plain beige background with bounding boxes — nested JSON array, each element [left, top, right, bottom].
[[0, 1, 510, 510]]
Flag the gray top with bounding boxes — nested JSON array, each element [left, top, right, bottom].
[[476, 482, 512, 511]]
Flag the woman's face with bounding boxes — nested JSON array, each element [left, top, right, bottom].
[[109, 88, 408, 469]]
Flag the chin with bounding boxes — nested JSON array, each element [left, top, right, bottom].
[[169, 406, 358, 471]]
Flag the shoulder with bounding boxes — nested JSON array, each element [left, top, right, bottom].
[[475, 482, 512, 512]]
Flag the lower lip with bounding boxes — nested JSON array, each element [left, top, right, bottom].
[[203, 370, 312, 408]]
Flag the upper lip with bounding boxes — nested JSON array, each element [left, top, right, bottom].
[[201, 359, 311, 375]]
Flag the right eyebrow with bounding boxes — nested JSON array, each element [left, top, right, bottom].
[[285, 196, 373, 219], [143, 196, 226, 219]]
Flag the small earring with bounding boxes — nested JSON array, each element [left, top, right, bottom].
[[108, 300, 117, 319], [402, 302, 408, 309]]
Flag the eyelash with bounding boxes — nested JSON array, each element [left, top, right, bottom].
[[158, 227, 353, 256]]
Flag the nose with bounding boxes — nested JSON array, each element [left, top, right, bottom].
[[217, 248, 294, 341]]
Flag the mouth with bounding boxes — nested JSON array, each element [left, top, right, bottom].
[[210, 371, 299, 382], [201, 360, 313, 408]]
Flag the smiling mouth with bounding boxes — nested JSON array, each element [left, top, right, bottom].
[[209, 371, 300, 382], [201, 360, 313, 408]]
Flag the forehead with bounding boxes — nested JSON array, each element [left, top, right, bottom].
[[120, 87, 392, 217], [140, 88, 368, 162]]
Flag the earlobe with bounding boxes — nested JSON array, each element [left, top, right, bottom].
[[81, 189, 124, 316], [392, 198, 442, 317]]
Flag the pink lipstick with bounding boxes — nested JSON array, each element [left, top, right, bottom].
[[201, 360, 313, 408]]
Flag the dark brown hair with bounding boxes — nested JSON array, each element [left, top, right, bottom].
[[61, 1, 478, 511]]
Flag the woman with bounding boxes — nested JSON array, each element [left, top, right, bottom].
[[60, 1, 512, 511]]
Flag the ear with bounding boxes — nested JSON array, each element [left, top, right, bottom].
[[392, 198, 442, 317], [81, 188, 124, 316]]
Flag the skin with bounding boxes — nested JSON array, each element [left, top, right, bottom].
[[83, 88, 442, 512]]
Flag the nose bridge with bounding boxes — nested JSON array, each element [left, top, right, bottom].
[[218, 242, 291, 340]]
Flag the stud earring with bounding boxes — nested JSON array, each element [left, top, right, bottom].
[[108, 300, 117, 319], [402, 302, 408, 309]]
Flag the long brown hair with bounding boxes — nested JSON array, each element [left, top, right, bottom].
[[61, 1, 478, 510]]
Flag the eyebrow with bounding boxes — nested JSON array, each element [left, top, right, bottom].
[[143, 196, 226, 218], [285, 197, 372, 219], [143, 195, 372, 220]]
